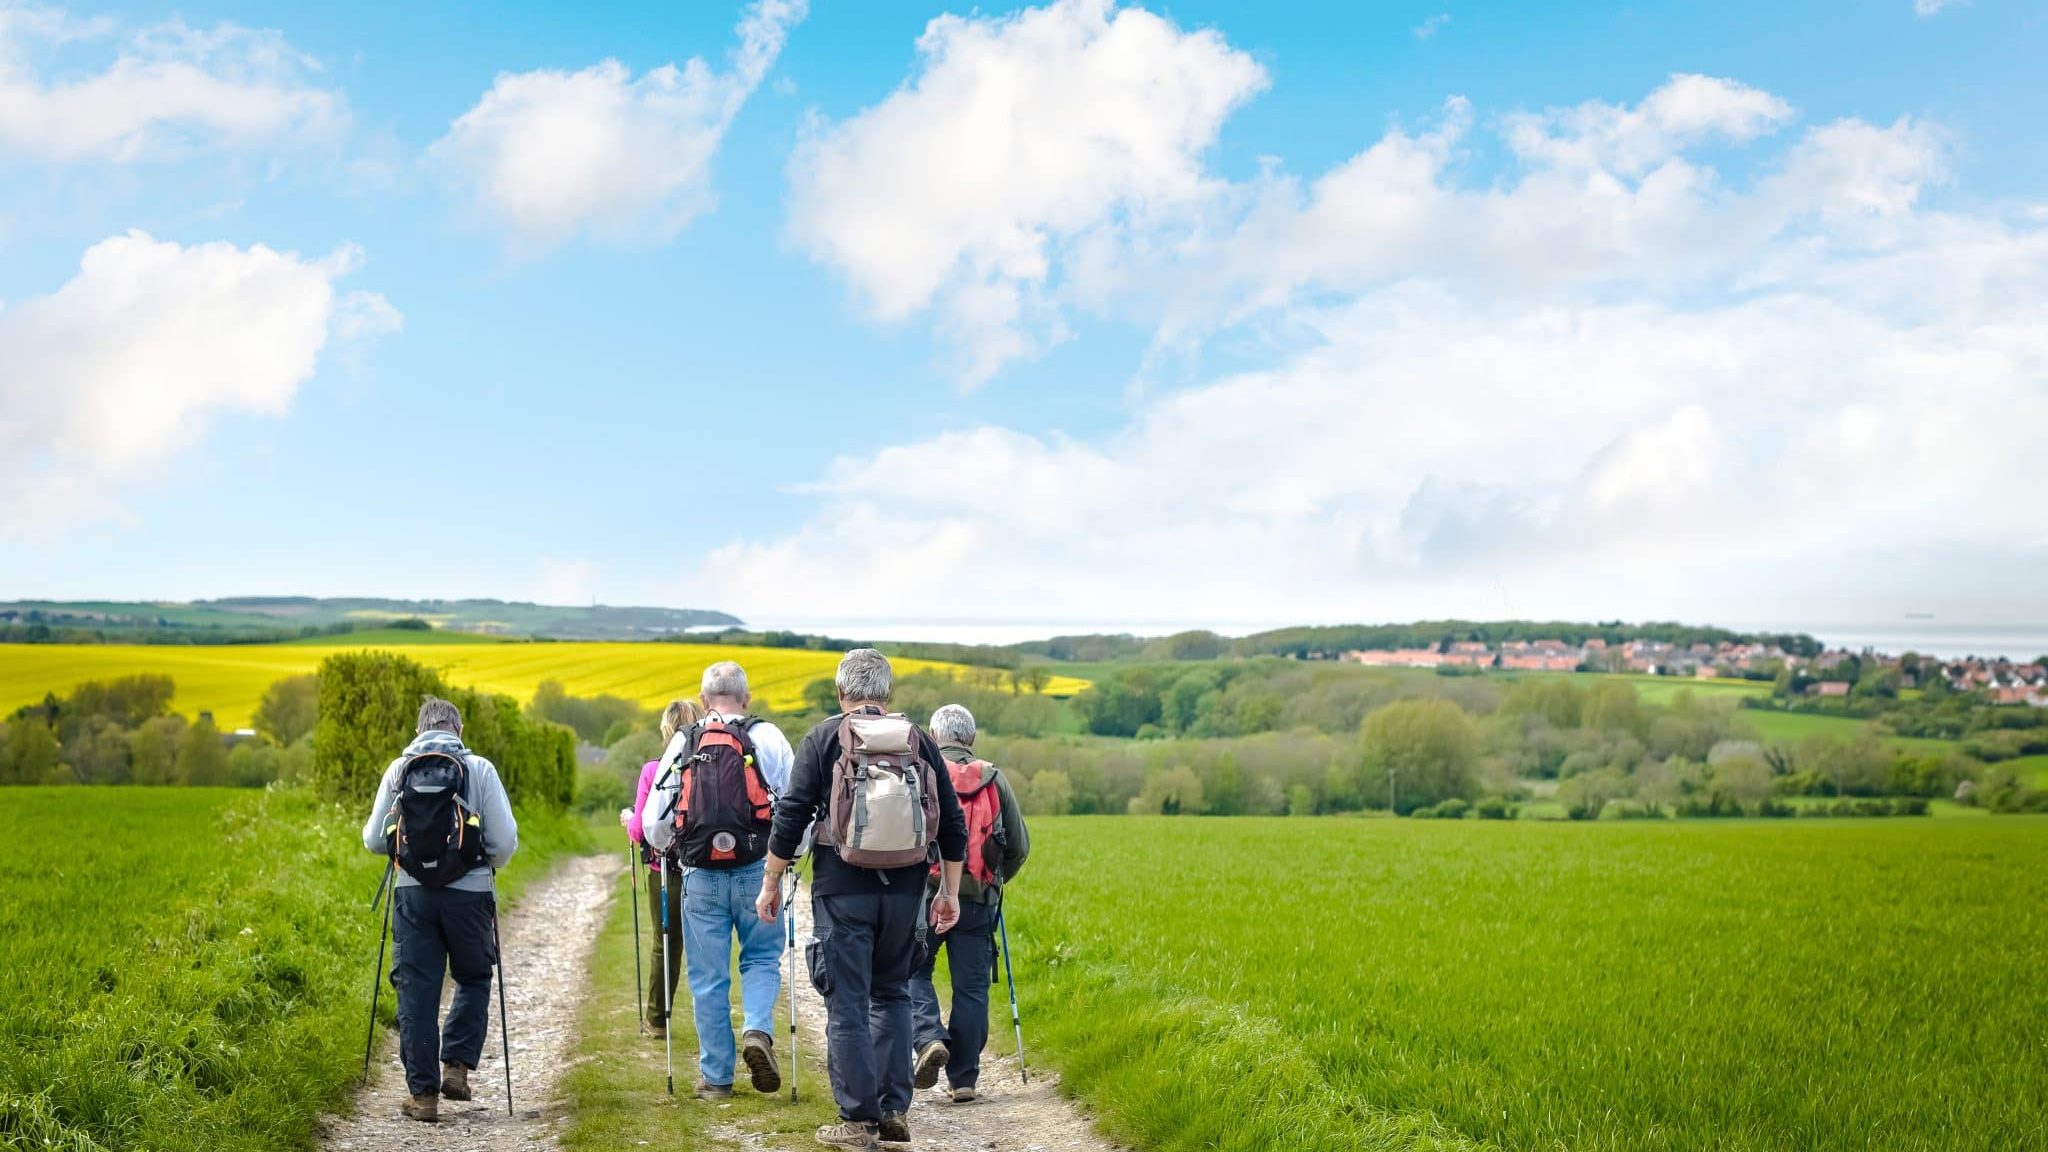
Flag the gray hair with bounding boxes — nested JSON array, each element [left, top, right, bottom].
[[929, 704, 977, 747], [701, 660, 749, 700], [417, 695, 463, 734], [835, 648, 893, 704], [660, 699, 702, 745]]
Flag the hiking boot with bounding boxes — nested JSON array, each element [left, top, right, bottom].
[[913, 1041, 948, 1090], [742, 1029, 782, 1094], [440, 1061, 471, 1101], [694, 1079, 734, 1100], [648, 1018, 667, 1040], [950, 1084, 977, 1103], [878, 1112, 911, 1143], [399, 1093, 438, 1122], [815, 1119, 879, 1149]]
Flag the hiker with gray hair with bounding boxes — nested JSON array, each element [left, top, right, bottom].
[[756, 649, 968, 1150], [910, 703, 1030, 1103], [639, 661, 796, 1098], [360, 695, 518, 1123]]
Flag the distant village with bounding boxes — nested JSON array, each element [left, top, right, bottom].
[[1345, 638, 2048, 707]]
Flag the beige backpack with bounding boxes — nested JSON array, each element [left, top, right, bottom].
[[815, 711, 940, 869]]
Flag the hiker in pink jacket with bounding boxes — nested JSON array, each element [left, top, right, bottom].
[[621, 699, 700, 1036]]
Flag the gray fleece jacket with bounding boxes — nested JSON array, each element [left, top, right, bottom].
[[360, 731, 518, 892]]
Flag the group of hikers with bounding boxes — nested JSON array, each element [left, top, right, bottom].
[[360, 648, 1031, 1149]]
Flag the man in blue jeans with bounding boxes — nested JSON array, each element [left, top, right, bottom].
[[645, 661, 794, 1099]]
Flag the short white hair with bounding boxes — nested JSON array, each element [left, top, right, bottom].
[[836, 648, 893, 703], [929, 704, 976, 747], [701, 660, 748, 700]]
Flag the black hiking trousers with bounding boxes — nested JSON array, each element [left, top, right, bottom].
[[910, 898, 996, 1088], [391, 885, 497, 1097], [810, 890, 921, 1123]]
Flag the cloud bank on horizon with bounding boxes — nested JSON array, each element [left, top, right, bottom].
[[1, 0, 2041, 630], [716, 0, 2047, 626]]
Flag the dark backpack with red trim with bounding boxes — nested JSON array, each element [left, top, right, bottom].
[[382, 748, 487, 887], [654, 716, 775, 869]]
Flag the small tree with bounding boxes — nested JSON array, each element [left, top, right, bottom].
[[176, 715, 229, 786], [1024, 768, 1073, 816], [254, 674, 320, 745], [1360, 697, 1481, 813], [130, 716, 184, 785], [0, 718, 59, 785]]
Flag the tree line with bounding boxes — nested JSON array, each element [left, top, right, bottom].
[[1, 656, 573, 811]]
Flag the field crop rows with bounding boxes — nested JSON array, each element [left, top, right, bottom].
[[0, 641, 1089, 729], [1010, 815, 2048, 1152]]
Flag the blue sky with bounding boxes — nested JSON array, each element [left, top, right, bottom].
[[1, 0, 2044, 635]]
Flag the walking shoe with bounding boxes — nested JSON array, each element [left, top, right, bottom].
[[913, 1041, 948, 1090], [814, 1119, 879, 1149], [742, 1029, 782, 1094], [878, 1112, 911, 1143], [440, 1061, 471, 1101], [399, 1093, 439, 1122], [648, 1018, 667, 1040], [694, 1079, 734, 1100], [949, 1085, 977, 1103]]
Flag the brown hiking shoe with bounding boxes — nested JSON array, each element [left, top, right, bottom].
[[878, 1112, 911, 1143], [913, 1041, 948, 1090], [399, 1093, 439, 1122], [742, 1029, 782, 1094], [440, 1061, 471, 1101], [694, 1079, 734, 1100], [950, 1085, 977, 1103], [815, 1119, 879, 1149]]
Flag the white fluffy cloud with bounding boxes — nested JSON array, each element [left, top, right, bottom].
[[788, 0, 1266, 384], [1913, 0, 1965, 16], [0, 3, 346, 165], [712, 26, 2048, 627], [0, 230, 398, 531], [433, 0, 805, 254]]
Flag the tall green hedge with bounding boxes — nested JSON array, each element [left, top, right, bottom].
[[311, 652, 572, 811]]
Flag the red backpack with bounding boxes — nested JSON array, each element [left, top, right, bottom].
[[933, 758, 1004, 887], [654, 716, 775, 869]]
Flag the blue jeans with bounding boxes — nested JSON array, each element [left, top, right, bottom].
[[682, 859, 784, 1086]]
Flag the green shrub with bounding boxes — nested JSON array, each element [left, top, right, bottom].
[[1474, 794, 1517, 819]]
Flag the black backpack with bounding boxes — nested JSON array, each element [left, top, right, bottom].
[[654, 716, 775, 869], [383, 748, 488, 887]]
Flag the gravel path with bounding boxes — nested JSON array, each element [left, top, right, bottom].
[[735, 894, 1123, 1152], [322, 854, 620, 1152]]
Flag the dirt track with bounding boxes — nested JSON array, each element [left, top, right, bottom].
[[320, 854, 620, 1152], [726, 895, 1123, 1152]]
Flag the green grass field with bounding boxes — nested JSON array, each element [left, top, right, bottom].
[[0, 641, 1089, 729], [1010, 816, 2048, 1152], [0, 787, 589, 1151]]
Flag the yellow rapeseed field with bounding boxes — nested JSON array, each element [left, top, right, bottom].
[[0, 641, 1088, 729]]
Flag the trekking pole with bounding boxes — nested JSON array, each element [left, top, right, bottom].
[[660, 854, 675, 1095], [361, 860, 395, 1084], [490, 887, 515, 1116], [996, 898, 1028, 1084], [629, 841, 644, 1033], [784, 869, 799, 1103]]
